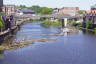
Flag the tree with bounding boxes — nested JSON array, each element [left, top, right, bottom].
[[28, 5, 41, 13], [16, 5, 53, 14], [16, 5, 27, 9], [40, 7, 53, 14], [28, 6, 53, 14], [0, 16, 4, 28], [78, 10, 86, 14], [86, 21, 93, 29]]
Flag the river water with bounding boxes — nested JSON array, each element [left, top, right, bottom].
[[0, 22, 96, 64]]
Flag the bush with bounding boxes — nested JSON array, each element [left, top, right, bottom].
[[40, 17, 48, 21], [41, 20, 61, 28], [0, 17, 4, 28], [68, 20, 82, 27], [86, 21, 93, 29], [94, 27, 96, 32]]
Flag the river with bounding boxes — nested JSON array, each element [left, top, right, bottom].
[[0, 22, 96, 64]]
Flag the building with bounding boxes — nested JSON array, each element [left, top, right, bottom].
[[59, 7, 79, 16], [84, 4, 96, 24], [83, 4, 96, 28], [52, 8, 59, 14], [3, 5, 15, 15], [52, 7, 79, 17], [16, 9, 36, 16], [0, 0, 3, 12]]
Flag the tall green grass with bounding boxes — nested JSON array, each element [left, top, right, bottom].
[[41, 20, 61, 28]]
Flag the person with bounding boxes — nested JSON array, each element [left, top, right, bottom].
[[5, 17, 11, 30], [10, 15, 14, 27]]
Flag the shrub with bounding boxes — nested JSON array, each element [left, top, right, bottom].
[[94, 27, 96, 32], [0, 17, 4, 28], [41, 20, 61, 28], [86, 21, 93, 29], [68, 20, 82, 27]]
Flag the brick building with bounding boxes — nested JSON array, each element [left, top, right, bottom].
[[52, 7, 79, 16], [59, 7, 79, 16], [3, 5, 15, 15], [83, 4, 96, 24], [83, 4, 96, 28]]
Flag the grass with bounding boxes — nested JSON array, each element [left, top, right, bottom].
[[41, 20, 61, 28], [68, 20, 82, 27]]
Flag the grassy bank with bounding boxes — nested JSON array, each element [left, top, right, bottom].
[[0, 38, 57, 50], [30, 19, 41, 21], [68, 20, 82, 27], [41, 20, 61, 28], [68, 20, 96, 33]]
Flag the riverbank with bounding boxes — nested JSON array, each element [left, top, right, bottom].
[[0, 26, 18, 45], [41, 20, 61, 28], [0, 38, 57, 50], [0, 19, 29, 45], [68, 20, 96, 33]]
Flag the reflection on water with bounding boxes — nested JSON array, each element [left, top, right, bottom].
[[1, 22, 96, 64], [14, 22, 61, 43], [0, 50, 4, 60]]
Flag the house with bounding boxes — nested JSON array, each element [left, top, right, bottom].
[[3, 5, 15, 15], [52, 8, 59, 14], [83, 4, 96, 24], [59, 7, 79, 16], [52, 7, 79, 16], [15, 9, 23, 15], [16, 9, 36, 16], [83, 4, 96, 28]]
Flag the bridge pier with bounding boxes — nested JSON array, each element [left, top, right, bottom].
[[61, 18, 68, 28]]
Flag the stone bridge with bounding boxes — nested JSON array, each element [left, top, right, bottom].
[[15, 14, 83, 28]]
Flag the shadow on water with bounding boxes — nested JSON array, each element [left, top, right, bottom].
[[0, 50, 4, 60]]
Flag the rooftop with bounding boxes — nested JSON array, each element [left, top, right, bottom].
[[20, 9, 36, 14]]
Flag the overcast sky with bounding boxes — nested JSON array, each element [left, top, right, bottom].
[[4, 0, 96, 10]]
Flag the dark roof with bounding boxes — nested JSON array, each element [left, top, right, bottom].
[[20, 9, 35, 14]]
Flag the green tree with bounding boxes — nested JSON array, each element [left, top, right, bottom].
[[0, 16, 4, 28], [28, 6, 53, 14], [40, 7, 53, 14], [0, 12, 5, 28], [86, 21, 93, 29], [16, 5, 27, 9], [78, 10, 86, 14], [16, 5, 53, 14], [28, 5, 41, 13]]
